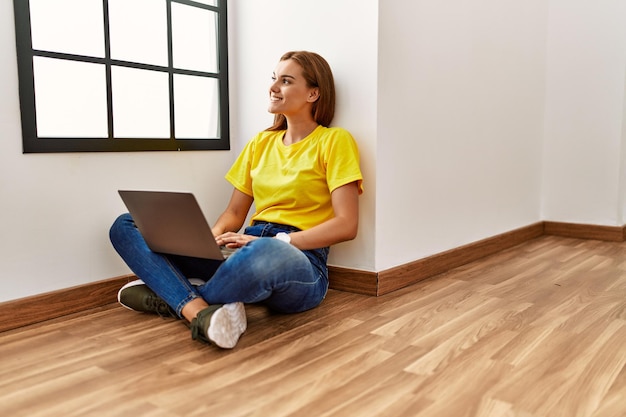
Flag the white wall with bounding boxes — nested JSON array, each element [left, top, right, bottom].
[[0, 0, 379, 302], [2, 0, 626, 303], [228, 0, 379, 271], [622, 68, 626, 224], [0, 1, 236, 302], [376, 0, 548, 270], [542, 0, 626, 226]]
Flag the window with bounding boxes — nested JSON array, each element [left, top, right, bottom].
[[13, 0, 229, 153]]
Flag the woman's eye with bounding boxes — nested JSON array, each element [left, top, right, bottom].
[[271, 76, 290, 85]]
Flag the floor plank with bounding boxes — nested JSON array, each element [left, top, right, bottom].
[[1, 235, 625, 417]]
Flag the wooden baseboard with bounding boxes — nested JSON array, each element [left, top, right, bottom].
[[0, 269, 376, 333], [377, 222, 545, 295], [0, 275, 133, 333], [328, 265, 378, 296], [544, 221, 626, 242], [2, 220, 624, 331]]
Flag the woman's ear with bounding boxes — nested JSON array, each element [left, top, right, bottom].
[[307, 88, 320, 103]]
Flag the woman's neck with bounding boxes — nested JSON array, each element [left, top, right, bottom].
[[282, 119, 319, 146]]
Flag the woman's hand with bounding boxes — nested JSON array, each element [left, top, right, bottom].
[[215, 231, 258, 248]]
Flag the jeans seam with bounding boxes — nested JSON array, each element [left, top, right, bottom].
[[163, 256, 201, 317]]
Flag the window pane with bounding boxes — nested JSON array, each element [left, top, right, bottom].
[[14, 0, 228, 152], [171, 4, 218, 73], [174, 74, 219, 139], [111, 67, 170, 138], [108, 0, 168, 67], [33, 57, 108, 137], [191, 0, 218, 6], [29, 0, 104, 58]]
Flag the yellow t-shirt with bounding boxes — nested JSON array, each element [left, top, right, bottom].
[[225, 125, 363, 231]]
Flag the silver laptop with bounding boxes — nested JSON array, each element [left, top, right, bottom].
[[118, 190, 233, 260]]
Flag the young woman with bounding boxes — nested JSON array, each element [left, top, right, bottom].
[[110, 51, 363, 349]]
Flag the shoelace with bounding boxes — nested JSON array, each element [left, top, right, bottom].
[[190, 317, 210, 342], [145, 296, 175, 319], [190, 317, 201, 341], [190, 307, 217, 342]]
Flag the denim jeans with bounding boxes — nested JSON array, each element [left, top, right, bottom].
[[109, 213, 329, 317]]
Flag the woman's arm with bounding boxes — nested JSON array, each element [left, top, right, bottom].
[[288, 181, 360, 250], [215, 181, 360, 250], [211, 188, 254, 237]]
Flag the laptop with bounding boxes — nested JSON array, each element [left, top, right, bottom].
[[118, 190, 234, 260]]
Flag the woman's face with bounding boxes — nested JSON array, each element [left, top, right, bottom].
[[268, 59, 318, 118]]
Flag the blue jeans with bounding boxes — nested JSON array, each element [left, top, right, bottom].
[[109, 213, 329, 317]]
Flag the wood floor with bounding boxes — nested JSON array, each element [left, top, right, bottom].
[[1, 235, 625, 417]]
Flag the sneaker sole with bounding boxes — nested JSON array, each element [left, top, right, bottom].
[[117, 278, 206, 304], [188, 278, 206, 287], [207, 302, 247, 349], [117, 279, 148, 311], [117, 278, 205, 312]]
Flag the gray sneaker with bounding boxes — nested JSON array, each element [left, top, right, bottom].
[[190, 302, 247, 349]]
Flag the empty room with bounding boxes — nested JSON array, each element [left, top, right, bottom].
[[1, 1, 625, 416]]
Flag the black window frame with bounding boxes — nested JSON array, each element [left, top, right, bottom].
[[13, 0, 230, 153]]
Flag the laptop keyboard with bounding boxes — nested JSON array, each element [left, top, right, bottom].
[[220, 246, 238, 259]]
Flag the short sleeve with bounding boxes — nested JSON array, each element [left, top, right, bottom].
[[324, 128, 364, 194], [224, 137, 256, 197]]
